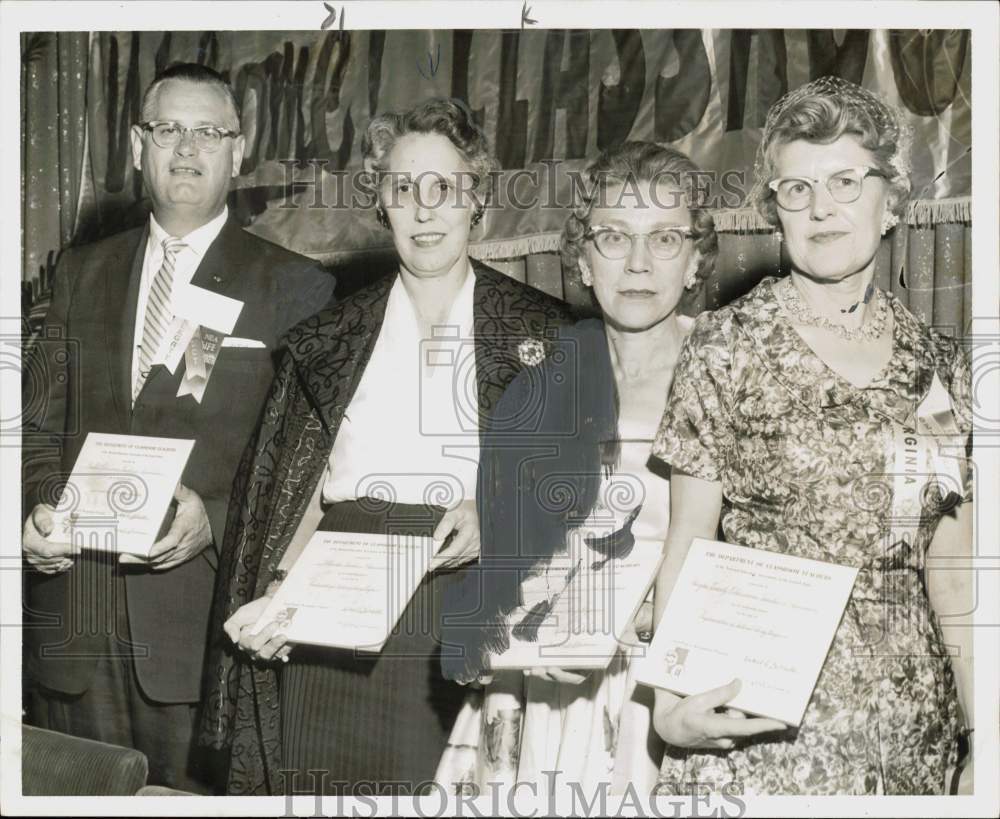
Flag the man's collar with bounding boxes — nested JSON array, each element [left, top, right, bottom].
[[148, 206, 229, 258]]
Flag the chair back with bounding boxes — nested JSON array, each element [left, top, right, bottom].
[[21, 724, 148, 796]]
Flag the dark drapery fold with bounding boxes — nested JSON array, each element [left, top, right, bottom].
[[21, 32, 89, 310]]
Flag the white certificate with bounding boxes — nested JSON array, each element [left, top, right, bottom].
[[253, 531, 444, 652], [490, 535, 664, 671], [47, 433, 195, 557], [635, 538, 858, 726]]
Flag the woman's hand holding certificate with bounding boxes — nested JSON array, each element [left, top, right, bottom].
[[245, 531, 444, 652], [225, 595, 292, 664], [638, 539, 858, 726], [430, 499, 480, 570], [652, 679, 786, 750]]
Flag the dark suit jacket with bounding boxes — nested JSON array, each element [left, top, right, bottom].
[[199, 260, 574, 794], [22, 217, 335, 703]]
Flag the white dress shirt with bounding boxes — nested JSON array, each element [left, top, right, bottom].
[[323, 265, 481, 507], [130, 207, 229, 399]]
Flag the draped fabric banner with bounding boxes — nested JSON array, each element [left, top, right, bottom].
[[60, 28, 970, 265]]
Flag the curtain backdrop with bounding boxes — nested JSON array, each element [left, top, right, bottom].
[[20, 29, 973, 333], [21, 32, 89, 322]]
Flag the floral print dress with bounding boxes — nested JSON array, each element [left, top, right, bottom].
[[651, 278, 971, 796]]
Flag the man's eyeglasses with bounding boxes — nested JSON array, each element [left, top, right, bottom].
[[585, 226, 694, 261], [767, 165, 887, 212], [139, 121, 240, 153]]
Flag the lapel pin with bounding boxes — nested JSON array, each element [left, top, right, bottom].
[[213, 275, 223, 283]]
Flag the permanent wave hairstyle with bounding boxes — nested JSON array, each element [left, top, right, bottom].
[[361, 97, 498, 215], [751, 76, 913, 227], [561, 141, 718, 289]]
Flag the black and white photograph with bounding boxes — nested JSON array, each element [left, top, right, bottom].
[[1, 1, 997, 816]]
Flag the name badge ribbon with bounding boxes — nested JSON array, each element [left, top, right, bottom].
[[178, 327, 224, 403], [170, 283, 244, 404]]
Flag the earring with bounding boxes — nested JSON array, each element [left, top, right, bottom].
[[773, 228, 783, 243], [579, 261, 592, 287], [471, 206, 485, 228], [683, 256, 699, 290], [375, 205, 390, 230], [881, 211, 899, 236]]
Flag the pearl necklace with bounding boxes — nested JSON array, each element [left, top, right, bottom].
[[776, 276, 889, 342]]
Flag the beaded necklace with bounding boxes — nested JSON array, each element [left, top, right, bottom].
[[776, 276, 889, 342]]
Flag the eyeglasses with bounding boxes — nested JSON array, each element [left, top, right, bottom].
[[767, 165, 887, 212], [585, 226, 694, 261], [139, 121, 240, 152]]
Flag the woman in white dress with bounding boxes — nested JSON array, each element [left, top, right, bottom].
[[437, 141, 718, 796]]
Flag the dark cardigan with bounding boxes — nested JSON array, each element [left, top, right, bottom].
[[441, 318, 621, 683]]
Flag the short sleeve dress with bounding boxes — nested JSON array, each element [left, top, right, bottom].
[[651, 277, 971, 796]]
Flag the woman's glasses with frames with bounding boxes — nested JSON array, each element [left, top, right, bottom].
[[767, 165, 887, 212], [585, 226, 694, 260]]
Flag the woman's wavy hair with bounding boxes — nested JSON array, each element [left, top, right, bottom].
[[361, 97, 498, 222], [751, 77, 912, 227], [561, 142, 718, 289]]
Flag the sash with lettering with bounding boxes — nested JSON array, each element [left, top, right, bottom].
[[888, 373, 965, 547]]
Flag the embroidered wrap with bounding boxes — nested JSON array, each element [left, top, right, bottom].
[[198, 261, 572, 794]]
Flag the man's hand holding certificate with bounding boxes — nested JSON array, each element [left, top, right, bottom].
[[43, 433, 195, 558], [637, 539, 858, 727], [119, 483, 213, 571]]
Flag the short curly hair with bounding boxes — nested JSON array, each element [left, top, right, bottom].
[[751, 77, 912, 227], [361, 97, 498, 210], [561, 142, 718, 289]]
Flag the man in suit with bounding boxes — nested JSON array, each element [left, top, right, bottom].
[[20, 63, 335, 792]]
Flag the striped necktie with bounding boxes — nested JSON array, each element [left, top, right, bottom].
[[134, 237, 185, 402]]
